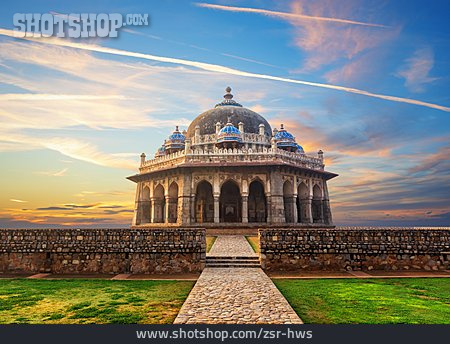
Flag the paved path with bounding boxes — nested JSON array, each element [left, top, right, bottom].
[[207, 235, 257, 257], [174, 235, 302, 324]]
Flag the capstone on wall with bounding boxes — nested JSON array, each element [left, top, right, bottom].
[[259, 227, 450, 271], [0, 228, 205, 274]]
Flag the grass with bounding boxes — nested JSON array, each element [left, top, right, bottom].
[[206, 236, 216, 253], [274, 278, 450, 324], [0, 279, 194, 324], [245, 236, 260, 253]]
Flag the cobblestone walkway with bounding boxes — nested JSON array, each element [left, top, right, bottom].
[[207, 235, 257, 257], [174, 236, 302, 324]]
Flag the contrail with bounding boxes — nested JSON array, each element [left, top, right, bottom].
[[0, 28, 448, 112], [195, 3, 388, 28]]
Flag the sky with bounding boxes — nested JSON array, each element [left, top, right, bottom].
[[0, 0, 449, 227]]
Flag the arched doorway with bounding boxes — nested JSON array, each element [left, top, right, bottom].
[[153, 184, 165, 223], [168, 182, 178, 223], [195, 181, 214, 223], [220, 180, 242, 223], [283, 180, 295, 223], [140, 186, 151, 224], [297, 182, 308, 223], [312, 184, 323, 223], [248, 180, 267, 222]]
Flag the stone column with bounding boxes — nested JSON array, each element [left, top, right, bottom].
[[322, 181, 332, 225], [306, 179, 314, 224], [265, 193, 272, 223], [271, 195, 285, 223], [319, 199, 324, 223], [322, 199, 331, 225], [132, 183, 141, 226], [190, 194, 196, 223], [291, 196, 298, 224], [134, 201, 141, 225], [164, 195, 170, 223], [213, 194, 220, 223], [242, 195, 248, 223], [179, 195, 191, 225], [150, 197, 157, 223], [304, 197, 313, 224]]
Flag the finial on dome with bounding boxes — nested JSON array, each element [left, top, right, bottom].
[[215, 86, 242, 107], [280, 123, 284, 130], [224, 86, 233, 100], [175, 125, 179, 131]]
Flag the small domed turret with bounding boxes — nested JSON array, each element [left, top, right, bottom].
[[273, 124, 298, 152], [154, 144, 166, 158], [216, 118, 242, 148], [165, 126, 186, 154]]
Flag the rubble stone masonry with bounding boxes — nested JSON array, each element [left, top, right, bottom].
[[259, 227, 450, 271], [0, 228, 205, 274]]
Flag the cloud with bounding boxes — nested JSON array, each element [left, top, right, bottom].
[[195, 2, 387, 27], [0, 94, 127, 101], [36, 206, 70, 211], [9, 199, 28, 203], [287, 0, 399, 71], [324, 52, 377, 83], [396, 47, 438, 93], [64, 203, 99, 209], [248, 104, 267, 113], [42, 138, 138, 170], [0, 28, 447, 112], [0, 133, 138, 170], [408, 146, 450, 174], [271, 110, 450, 226], [34, 168, 68, 177], [2, 200, 134, 227]]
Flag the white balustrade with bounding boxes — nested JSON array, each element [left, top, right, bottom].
[[139, 143, 325, 173]]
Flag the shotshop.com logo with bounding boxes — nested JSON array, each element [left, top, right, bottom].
[[13, 13, 149, 38]]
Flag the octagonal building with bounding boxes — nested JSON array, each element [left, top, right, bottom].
[[127, 87, 337, 229]]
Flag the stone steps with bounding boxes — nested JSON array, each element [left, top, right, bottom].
[[206, 256, 260, 268]]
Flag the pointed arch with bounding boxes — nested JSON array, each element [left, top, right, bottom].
[[153, 184, 165, 223], [140, 185, 151, 224], [296, 182, 308, 223], [168, 181, 179, 223], [195, 180, 214, 223], [312, 184, 323, 223], [248, 180, 267, 223], [220, 180, 242, 223]]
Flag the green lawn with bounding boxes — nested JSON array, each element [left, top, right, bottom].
[[245, 236, 260, 253], [274, 278, 450, 324], [206, 236, 217, 253], [0, 279, 194, 324]]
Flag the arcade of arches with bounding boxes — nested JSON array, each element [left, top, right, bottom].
[[134, 172, 332, 226]]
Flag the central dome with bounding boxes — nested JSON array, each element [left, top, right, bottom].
[[187, 87, 272, 137]]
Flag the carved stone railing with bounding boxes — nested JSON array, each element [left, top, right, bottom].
[[139, 147, 324, 173]]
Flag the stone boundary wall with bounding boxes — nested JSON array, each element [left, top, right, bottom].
[[0, 228, 205, 274], [259, 227, 450, 271]]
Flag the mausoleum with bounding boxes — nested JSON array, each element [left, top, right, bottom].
[[127, 87, 338, 229]]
